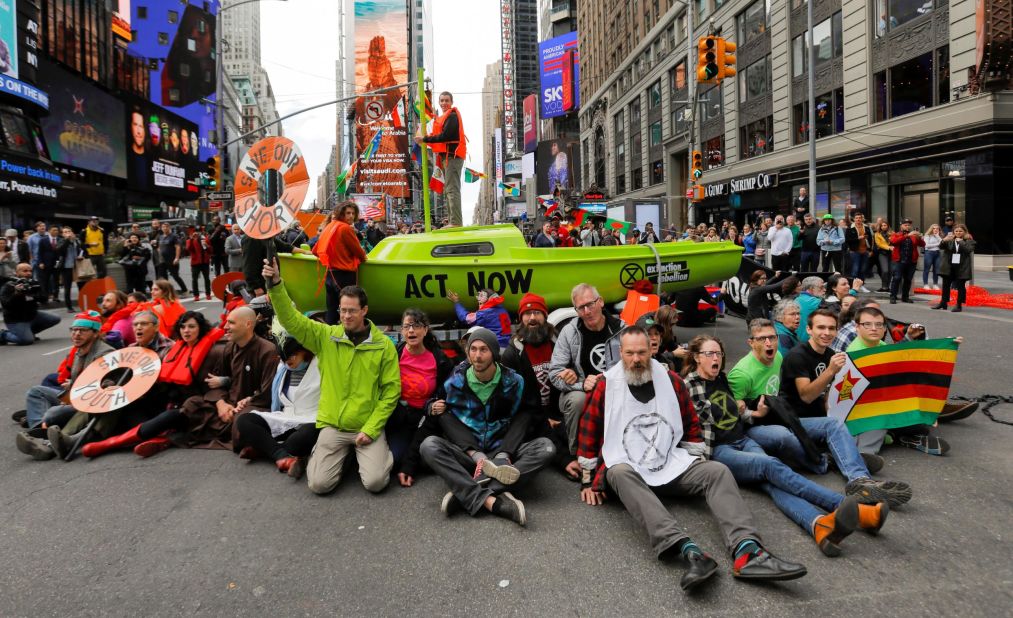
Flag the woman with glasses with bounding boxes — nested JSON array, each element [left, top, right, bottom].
[[387, 309, 453, 476], [684, 335, 885, 557]]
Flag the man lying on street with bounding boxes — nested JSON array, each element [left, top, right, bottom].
[[419, 327, 555, 526], [232, 336, 322, 478], [729, 318, 911, 504], [683, 334, 889, 557], [264, 258, 400, 496], [577, 327, 807, 592]]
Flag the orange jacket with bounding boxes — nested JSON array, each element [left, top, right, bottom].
[[160, 328, 225, 386], [426, 107, 466, 160], [312, 220, 367, 272]]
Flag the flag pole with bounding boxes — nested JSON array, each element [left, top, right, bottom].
[[418, 67, 432, 233]]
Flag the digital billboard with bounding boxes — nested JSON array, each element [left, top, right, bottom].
[[0, 0, 17, 78], [538, 31, 580, 119], [523, 94, 537, 153], [535, 138, 580, 196], [126, 97, 201, 197], [352, 0, 409, 199], [37, 59, 127, 178], [127, 1, 217, 160], [113, 0, 132, 41]]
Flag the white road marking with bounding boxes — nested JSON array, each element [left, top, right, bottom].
[[42, 345, 73, 356]]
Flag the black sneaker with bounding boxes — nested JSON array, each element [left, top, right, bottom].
[[860, 452, 885, 475], [11, 409, 27, 424], [492, 492, 526, 526], [733, 549, 807, 581], [898, 433, 950, 456], [680, 552, 718, 591], [15, 432, 55, 460], [440, 491, 462, 517], [845, 477, 912, 507]]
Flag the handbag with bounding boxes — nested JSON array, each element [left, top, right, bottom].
[[74, 257, 96, 280]]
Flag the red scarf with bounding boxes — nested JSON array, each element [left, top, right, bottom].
[[99, 302, 139, 334], [159, 328, 225, 385], [56, 347, 77, 384]]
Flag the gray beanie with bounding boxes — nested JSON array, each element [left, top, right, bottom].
[[467, 327, 501, 362]]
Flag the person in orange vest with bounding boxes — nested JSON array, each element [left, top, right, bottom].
[[415, 91, 466, 227], [312, 201, 368, 325]]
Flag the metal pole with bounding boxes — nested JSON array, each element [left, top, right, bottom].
[[807, 0, 816, 217], [687, 3, 696, 227], [215, 6, 224, 175], [419, 67, 432, 232]]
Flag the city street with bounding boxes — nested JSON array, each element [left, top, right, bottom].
[[2, 285, 1011, 616]]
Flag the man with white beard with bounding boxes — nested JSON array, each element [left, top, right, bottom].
[[576, 327, 807, 592]]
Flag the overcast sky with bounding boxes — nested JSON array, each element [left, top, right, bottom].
[[260, 0, 501, 225]]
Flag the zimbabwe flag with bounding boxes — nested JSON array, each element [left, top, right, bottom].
[[827, 338, 960, 435]]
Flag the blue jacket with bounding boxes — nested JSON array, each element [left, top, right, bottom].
[[795, 291, 824, 343], [442, 361, 530, 454], [775, 320, 799, 357], [454, 295, 512, 347], [816, 225, 844, 252], [742, 232, 757, 255]]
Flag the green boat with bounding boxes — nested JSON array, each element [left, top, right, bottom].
[[277, 224, 743, 324]]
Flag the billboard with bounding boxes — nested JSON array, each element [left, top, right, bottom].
[[113, 0, 132, 41], [127, 1, 217, 160], [0, 0, 16, 78], [499, 0, 515, 153], [352, 0, 409, 199], [37, 59, 127, 178], [523, 94, 537, 153], [538, 31, 581, 119], [126, 97, 201, 197], [536, 139, 579, 196]]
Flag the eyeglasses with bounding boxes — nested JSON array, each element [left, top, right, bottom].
[[339, 308, 362, 315], [575, 297, 601, 313], [133, 321, 156, 327], [697, 350, 724, 358], [749, 335, 777, 343], [858, 321, 885, 329], [401, 323, 425, 331], [69, 327, 94, 335]]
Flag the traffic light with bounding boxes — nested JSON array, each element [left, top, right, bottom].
[[697, 36, 719, 83], [687, 183, 704, 203], [718, 38, 737, 80], [206, 156, 220, 188], [691, 150, 704, 180]]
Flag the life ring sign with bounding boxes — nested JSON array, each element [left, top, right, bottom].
[[70, 347, 162, 414], [235, 136, 310, 240]]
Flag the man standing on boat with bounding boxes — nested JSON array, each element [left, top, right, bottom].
[[416, 91, 466, 227]]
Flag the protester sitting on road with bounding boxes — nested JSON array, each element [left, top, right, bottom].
[[746, 269, 790, 322], [845, 306, 956, 456], [577, 327, 808, 591], [419, 327, 554, 526], [824, 274, 861, 308], [501, 293, 576, 479], [548, 283, 625, 457], [232, 336, 322, 478], [830, 298, 924, 353], [673, 286, 719, 327], [265, 258, 400, 495], [98, 291, 136, 349], [0, 263, 61, 345], [636, 312, 686, 374], [385, 308, 453, 468], [127, 291, 149, 305], [146, 279, 186, 338], [772, 298, 801, 356], [794, 276, 827, 343], [447, 287, 512, 348], [684, 334, 887, 557]]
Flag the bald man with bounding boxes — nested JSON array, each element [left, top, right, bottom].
[[178, 306, 278, 449]]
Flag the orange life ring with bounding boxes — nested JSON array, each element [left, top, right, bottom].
[[78, 277, 116, 313], [234, 136, 310, 240], [69, 347, 162, 414]]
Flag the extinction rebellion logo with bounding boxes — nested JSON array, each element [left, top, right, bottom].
[[620, 262, 690, 289]]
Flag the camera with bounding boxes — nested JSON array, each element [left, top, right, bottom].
[[9, 277, 42, 298]]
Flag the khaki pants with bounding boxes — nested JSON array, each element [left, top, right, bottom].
[[444, 156, 464, 226], [306, 427, 393, 495]]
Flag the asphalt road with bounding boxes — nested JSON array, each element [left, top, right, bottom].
[[2, 286, 1012, 617]]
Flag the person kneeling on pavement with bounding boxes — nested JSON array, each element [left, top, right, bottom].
[[0, 263, 61, 345], [419, 327, 554, 526], [577, 327, 807, 592], [264, 258, 400, 495], [684, 334, 889, 557]]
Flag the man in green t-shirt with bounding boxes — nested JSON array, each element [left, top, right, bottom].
[[846, 306, 888, 353], [728, 319, 782, 404]]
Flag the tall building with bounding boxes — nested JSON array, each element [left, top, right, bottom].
[[500, 0, 540, 154], [222, 0, 281, 138], [476, 61, 504, 225], [577, 0, 1010, 262], [537, 0, 579, 143], [410, 0, 436, 81]]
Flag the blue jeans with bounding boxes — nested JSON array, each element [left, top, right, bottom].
[[850, 252, 869, 280], [1, 310, 61, 345], [713, 437, 841, 533], [800, 250, 820, 273], [25, 385, 63, 428], [748, 416, 871, 482], [922, 250, 940, 285]]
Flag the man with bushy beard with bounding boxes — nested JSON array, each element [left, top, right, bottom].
[[576, 327, 807, 592], [501, 293, 578, 479]]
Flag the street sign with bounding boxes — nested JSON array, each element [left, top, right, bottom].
[[208, 201, 223, 211], [205, 191, 233, 201], [364, 99, 385, 122]]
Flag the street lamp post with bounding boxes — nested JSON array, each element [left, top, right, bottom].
[[806, 0, 816, 217]]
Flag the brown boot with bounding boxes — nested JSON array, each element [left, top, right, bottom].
[[857, 501, 890, 535], [81, 425, 143, 458], [813, 495, 860, 557]]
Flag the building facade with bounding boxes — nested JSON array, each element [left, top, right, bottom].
[[222, 0, 281, 140], [501, 0, 540, 154], [578, 0, 1010, 262], [476, 61, 504, 225]]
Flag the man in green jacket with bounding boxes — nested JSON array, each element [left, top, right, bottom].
[[263, 258, 400, 495]]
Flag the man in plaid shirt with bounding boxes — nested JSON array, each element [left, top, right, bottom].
[[576, 327, 808, 591]]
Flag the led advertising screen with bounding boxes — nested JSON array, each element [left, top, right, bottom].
[[127, 1, 217, 160], [0, 0, 17, 78], [522, 94, 537, 153], [536, 139, 580, 196], [113, 0, 132, 41], [126, 97, 201, 197], [37, 59, 127, 178], [352, 0, 409, 199], [538, 31, 580, 119]]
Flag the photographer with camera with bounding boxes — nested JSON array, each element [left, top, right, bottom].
[[0, 263, 61, 345]]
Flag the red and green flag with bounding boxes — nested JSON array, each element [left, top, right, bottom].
[[827, 338, 959, 435], [335, 161, 357, 194], [605, 218, 633, 236], [463, 168, 486, 183]]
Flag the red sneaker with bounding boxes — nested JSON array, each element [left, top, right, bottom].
[[133, 436, 172, 458]]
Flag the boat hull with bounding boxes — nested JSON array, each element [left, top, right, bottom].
[[277, 228, 742, 324]]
